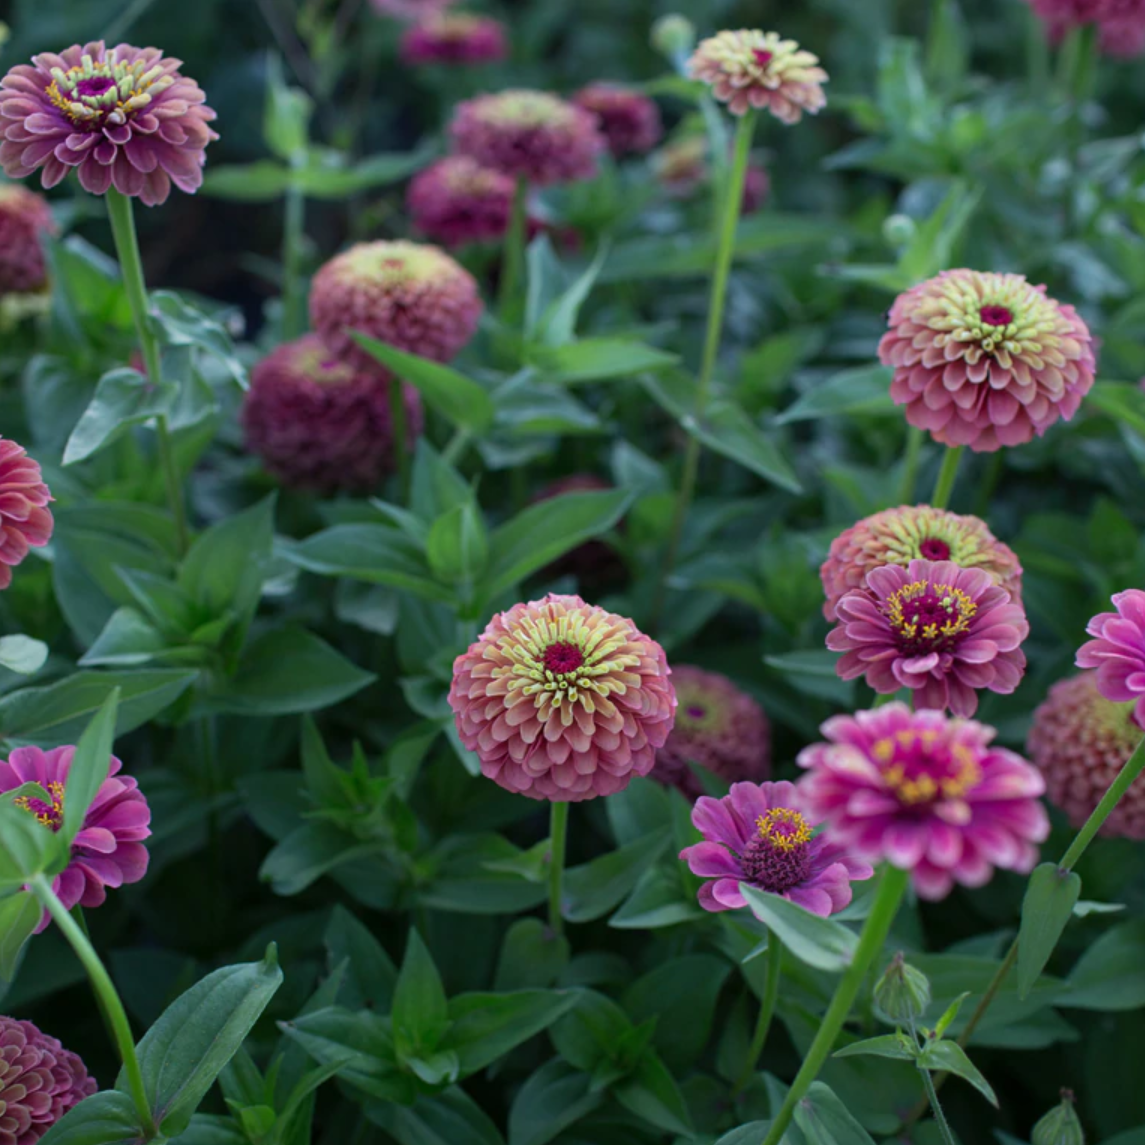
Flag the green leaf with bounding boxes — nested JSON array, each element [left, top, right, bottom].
[[794, 1081, 878, 1145], [508, 1059, 603, 1145], [168, 1113, 249, 1144], [294, 149, 433, 199], [281, 1007, 408, 1102], [366, 1086, 506, 1145], [494, 919, 570, 991], [0, 891, 42, 980], [1018, 863, 1082, 1000], [1062, 918, 1145, 1011], [740, 884, 859, 972], [260, 823, 384, 896], [1086, 380, 1145, 438], [202, 161, 292, 201], [325, 905, 398, 1012], [264, 55, 312, 160], [445, 990, 579, 1074], [0, 802, 62, 893], [915, 1040, 998, 1106], [613, 1050, 693, 1136], [63, 367, 174, 465], [775, 365, 897, 424], [933, 992, 970, 1039], [79, 609, 169, 668], [530, 245, 609, 347], [898, 181, 981, 285], [426, 503, 489, 590], [549, 990, 634, 1072], [833, 1034, 918, 1062], [60, 688, 119, 844], [0, 636, 49, 676], [38, 1090, 144, 1145], [563, 832, 670, 923], [150, 292, 247, 386], [393, 931, 450, 1055], [525, 339, 679, 384]]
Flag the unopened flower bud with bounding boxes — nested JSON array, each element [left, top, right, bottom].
[[883, 212, 916, 248], [1032, 1090, 1085, 1145], [651, 15, 695, 59], [873, 951, 931, 1024]]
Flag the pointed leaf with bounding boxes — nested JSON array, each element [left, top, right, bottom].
[[38, 1090, 144, 1145], [1018, 863, 1082, 999], [393, 931, 450, 1054], [916, 1040, 998, 1106], [0, 891, 42, 980], [61, 688, 119, 844], [833, 1034, 918, 1062], [740, 884, 858, 971], [0, 636, 49, 676], [445, 990, 579, 1074], [63, 367, 174, 465]]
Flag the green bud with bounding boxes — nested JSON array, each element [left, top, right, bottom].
[[873, 951, 932, 1025], [1032, 1090, 1085, 1145], [651, 15, 696, 59], [882, 213, 916, 248]]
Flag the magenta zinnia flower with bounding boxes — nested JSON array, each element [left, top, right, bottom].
[[310, 239, 482, 374], [1076, 589, 1145, 727], [0, 437, 52, 590], [400, 13, 508, 65], [680, 780, 872, 915], [572, 83, 663, 157], [241, 335, 422, 494], [820, 504, 1023, 621], [879, 269, 1096, 452], [448, 593, 676, 802], [798, 704, 1049, 900], [449, 90, 606, 186], [0, 1016, 96, 1144], [407, 156, 515, 248], [1, 745, 151, 931], [687, 30, 828, 122], [652, 666, 770, 799], [0, 41, 218, 206], [0, 185, 55, 297], [1028, 673, 1145, 839], [827, 558, 1028, 717], [1026, 0, 1145, 56]]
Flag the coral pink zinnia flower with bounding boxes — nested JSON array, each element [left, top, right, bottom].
[[407, 156, 515, 248], [0, 41, 218, 206], [449, 90, 606, 186], [1, 745, 151, 932], [0, 185, 55, 297], [680, 780, 872, 915], [1028, 673, 1145, 839], [0, 438, 53, 590], [448, 593, 676, 801], [1076, 589, 1145, 727], [798, 704, 1049, 900], [0, 1016, 96, 1144], [400, 13, 508, 65], [310, 239, 482, 374], [241, 335, 422, 495], [820, 504, 1023, 621], [687, 30, 828, 122], [652, 666, 771, 799], [879, 269, 1097, 452], [827, 558, 1028, 717], [572, 83, 663, 157]]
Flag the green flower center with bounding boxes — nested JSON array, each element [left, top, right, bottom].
[[47, 52, 174, 128]]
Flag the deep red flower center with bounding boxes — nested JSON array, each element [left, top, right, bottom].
[[871, 731, 981, 805], [74, 76, 117, 98], [979, 305, 1013, 327], [14, 780, 65, 832], [740, 808, 812, 892], [753, 49, 774, 68], [918, 537, 951, 561], [885, 580, 977, 656], [542, 642, 585, 675]]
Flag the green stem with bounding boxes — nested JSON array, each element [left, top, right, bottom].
[[918, 1046, 958, 1145], [734, 935, 782, 1094], [32, 875, 157, 1139], [973, 450, 1004, 518], [390, 377, 410, 503], [442, 428, 471, 467], [105, 188, 188, 555], [897, 427, 924, 504], [281, 173, 307, 340], [930, 446, 963, 510], [1025, 2, 1050, 95], [548, 801, 569, 937], [761, 865, 910, 1145], [498, 175, 529, 320]]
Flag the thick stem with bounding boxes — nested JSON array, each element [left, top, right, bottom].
[[498, 175, 529, 320], [897, 427, 924, 504], [929, 446, 963, 510], [32, 875, 156, 1139], [548, 801, 569, 937], [281, 175, 307, 340], [105, 189, 188, 555], [761, 865, 910, 1145], [390, 377, 410, 503], [734, 935, 782, 1094]]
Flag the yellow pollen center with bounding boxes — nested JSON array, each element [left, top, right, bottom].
[[756, 807, 812, 852], [874, 732, 982, 804], [885, 580, 977, 651]]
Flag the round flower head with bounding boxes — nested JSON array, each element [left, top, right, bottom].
[[400, 13, 508, 65], [407, 156, 515, 248], [572, 83, 663, 157], [687, 30, 828, 122], [449, 90, 606, 186], [0, 1016, 96, 1144], [878, 269, 1096, 452], [820, 504, 1023, 621], [798, 704, 1049, 900], [0, 185, 55, 297], [1076, 589, 1145, 727], [653, 135, 708, 198], [0, 438, 52, 590], [680, 780, 872, 915], [652, 666, 771, 799], [827, 558, 1028, 717], [310, 240, 482, 374], [369, 0, 453, 19], [448, 593, 677, 802], [1028, 673, 1145, 839], [1026, 0, 1145, 56], [0, 41, 218, 206], [0, 745, 151, 931], [241, 335, 422, 494]]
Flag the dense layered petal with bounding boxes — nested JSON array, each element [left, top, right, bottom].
[[0, 185, 55, 297], [1076, 589, 1145, 727], [406, 156, 515, 247], [400, 13, 508, 64], [0, 438, 52, 590], [572, 83, 662, 157]]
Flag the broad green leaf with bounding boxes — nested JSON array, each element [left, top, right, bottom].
[[563, 832, 670, 923], [1086, 380, 1145, 438], [393, 931, 450, 1055], [0, 802, 63, 892], [263, 55, 312, 160], [794, 1081, 878, 1145], [168, 1113, 250, 1144], [260, 822, 384, 896], [775, 365, 897, 424], [1062, 918, 1145, 1011], [366, 1086, 506, 1145], [508, 1059, 602, 1145], [1018, 862, 1083, 999], [833, 1034, 917, 1062], [325, 906, 398, 1012], [294, 149, 433, 199], [202, 161, 292, 201], [150, 292, 246, 386], [79, 608, 168, 668], [898, 181, 982, 284], [525, 338, 679, 384], [0, 891, 42, 980], [531, 245, 608, 347], [60, 688, 119, 844], [446, 990, 578, 1074], [613, 1051, 693, 1136], [426, 503, 489, 590], [418, 834, 548, 915], [494, 919, 570, 991], [38, 1090, 143, 1145], [0, 636, 49, 676], [713, 1123, 771, 1145], [549, 990, 634, 1072], [740, 884, 859, 972], [63, 367, 175, 465], [916, 1040, 998, 1106]]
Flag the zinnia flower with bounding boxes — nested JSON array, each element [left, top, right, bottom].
[[827, 558, 1028, 717], [1028, 673, 1145, 839], [0, 185, 54, 297], [400, 13, 508, 65], [652, 666, 771, 799], [1076, 589, 1145, 726], [406, 156, 515, 248], [571, 83, 663, 157], [653, 136, 708, 198], [798, 704, 1049, 900], [0, 1016, 96, 1144], [1026, 0, 1145, 56], [0, 41, 218, 206], [820, 504, 1023, 621], [0, 437, 52, 590], [449, 90, 606, 186], [1, 745, 151, 931], [241, 334, 422, 494], [448, 593, 677, 801], [679, 780, 872, 915], [309, 239, 482, 374], [878, 269, 1097, 452], [687, 30, 828, 122], [742, 162, 769, 213]]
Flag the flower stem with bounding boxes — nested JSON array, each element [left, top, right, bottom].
[[281, 173, 307, 340], [929, 446, 963, 510], [918, 1048, 958, 1145], [32, 875, 156, 1139], [498, 174, 529, 320], [897, 427, 924, 504], [734, 934, 782, 1094], [390, 377, 410, 503], [548, 800, 569, 937], [105, 188, 188, 556], [760, 864, 910, 1145]]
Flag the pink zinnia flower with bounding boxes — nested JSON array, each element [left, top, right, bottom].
[[652, 666, 771, 800], [448, 593, 677, 802], [1, 745, 151, 931], [571, 83, 663, 157], [400, 13, 508, 65], [687, 30, 828, 122], [241, 335, 422, 494], [407, 156, 515, 248], [742, 162, 770, 213], [827, 558, 1028, 717], [820, 504, 1023, 621], [309, 239, 482, 374], [0, 1016, 96, 1144], [680, 780, 872, 915], [653, 136, 708, 199], [0, 437, 52, 590], [1028, 673, 1145, 839], [1076, 589, 1145, 727], [0, 41, 218, 206], [0, 185, 55, 297], [798, 704, 1049, 900], [878, 269, 1097, 452], [1026, 0, 1145, 56], [449, 90, 606, 186]]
